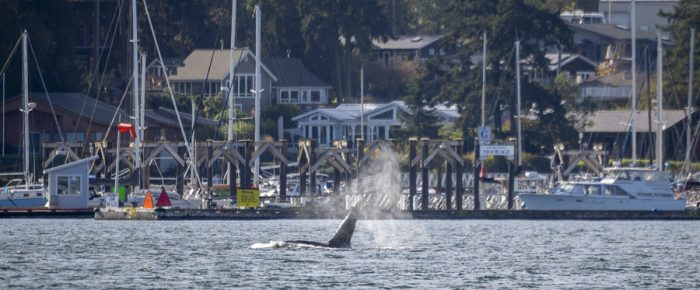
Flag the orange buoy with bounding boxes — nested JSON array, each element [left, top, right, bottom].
[[143, 191, 154, 208]]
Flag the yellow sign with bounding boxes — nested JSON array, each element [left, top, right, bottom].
[[237, 189, 260, 209]]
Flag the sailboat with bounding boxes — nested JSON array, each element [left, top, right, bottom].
[[0, 31, 48, 208]]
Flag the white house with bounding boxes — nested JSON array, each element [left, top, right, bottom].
[[292, 101, 459, 146]]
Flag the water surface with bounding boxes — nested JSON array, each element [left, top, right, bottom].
[[1, 219, 699, 288]]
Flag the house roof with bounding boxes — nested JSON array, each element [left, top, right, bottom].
[[169, 49, 277, 82], [293, 101, 408, 122], [25, 92, 129, 125], [544, 53, 597, 71], [263, 57, 330, 88], [582, 110, 690, 133], [147, 57, 183, 69], [148, 107, 218, 128], [44, 155, 99, 174], [372, 35, 445, 50], [579, 71, 635, 87], [292, 101, 458, 123], [566, 23, 659, 41], [10, 92, 215, 128]]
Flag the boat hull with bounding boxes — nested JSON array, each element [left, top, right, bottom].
[[519, 193, 686, 211], [0, 197, 47, 208]]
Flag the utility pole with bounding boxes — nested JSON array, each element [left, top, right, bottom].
[[515, 40, 522, 167], [481, 31, 487, 127]]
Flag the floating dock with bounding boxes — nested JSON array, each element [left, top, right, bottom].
[[94, 207, 700, 221], [0, 208, 94, 219]]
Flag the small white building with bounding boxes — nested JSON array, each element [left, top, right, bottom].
[[44, 156, 98, 209], [292, 101, 459, 146]]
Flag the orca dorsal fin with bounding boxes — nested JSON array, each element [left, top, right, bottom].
[[326, 210, 357, 248]]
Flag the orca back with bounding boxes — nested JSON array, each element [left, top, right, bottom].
[[326, 210, 357, 248]]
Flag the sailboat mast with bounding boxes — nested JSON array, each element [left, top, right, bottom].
[[360, 66, 364, 140], [227, 0, 237, 187], [254, 4, 261, 186], [140, 52, 146, 144], [656, 31, 663, 171], [631, 0, 638, 164], [685, 28, 695, 170], [131, 0, 141, 186], [22, 31, 30, 187], [228, 0, 236, 143], [515, 40, 522, 167]]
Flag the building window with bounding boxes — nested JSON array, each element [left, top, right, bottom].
[[320, 126, 327, 145], [66, 131, 85, 142], [91, 132, 103, 142], [234, 75, 255, 98], [290, 91, 299, 103], [311, 91, 321, 103], [429, 48, 435, 55], [280, 91, 290, 103], [57, 176, 81, 195]]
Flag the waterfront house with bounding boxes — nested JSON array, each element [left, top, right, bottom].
[[168, 49, 278, 114], [580, 109, 698, 161], [292, 101, 458, 147], [263, 56, 332, 109], [577, 71, 638, 105], [0, 92, 216, 151], [370, 35, 451, 67]]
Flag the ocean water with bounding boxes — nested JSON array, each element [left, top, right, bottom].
[[1, 218, 699, 289]]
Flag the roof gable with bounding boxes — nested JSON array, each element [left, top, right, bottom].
[[372, 35, 445, 50], [264, 57, 330, 88], [583, 110, 692, 133], [170, 49, 277, 82]]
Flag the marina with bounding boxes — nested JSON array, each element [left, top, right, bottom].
[[2, 0, 700, 288]]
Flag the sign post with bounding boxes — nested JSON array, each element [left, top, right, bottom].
[[477, 126, 491, 145], [479, 144, 515, 160]]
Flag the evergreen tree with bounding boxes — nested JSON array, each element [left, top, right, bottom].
[[661, 0, 700, 108]]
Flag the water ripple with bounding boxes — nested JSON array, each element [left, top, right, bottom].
[[1, 219, 699, 288]]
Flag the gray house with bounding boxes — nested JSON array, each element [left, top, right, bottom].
[[168, 49, 278, 114], [264, 57, 332, 108], [166, 49, 332, 114], [566, 22, 660, 63], [370, 35, 449, 67], [577, 71, 637, 104], [598, 0, 679, 33]]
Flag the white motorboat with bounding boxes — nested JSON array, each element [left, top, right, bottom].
[[519, 168, 685, 211]]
